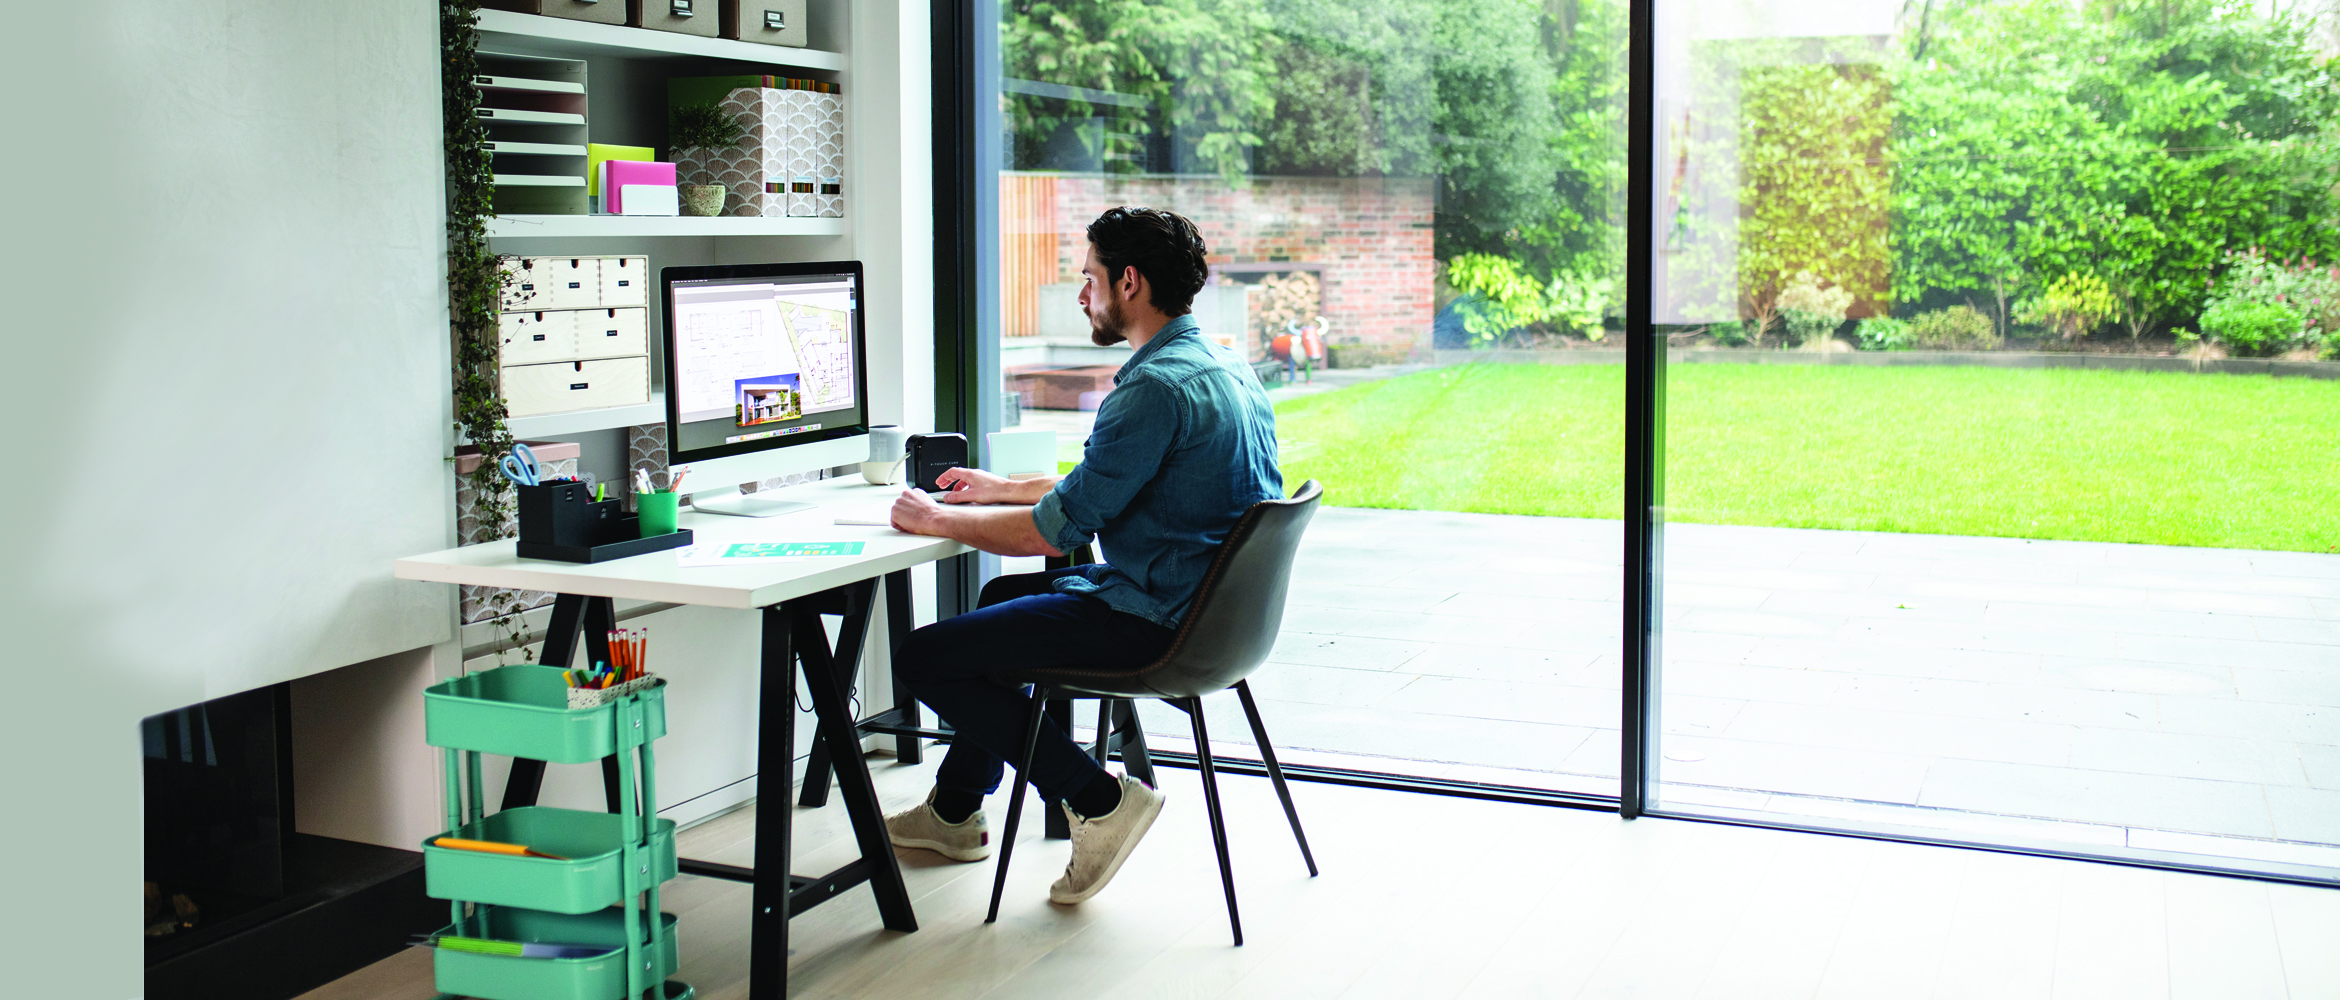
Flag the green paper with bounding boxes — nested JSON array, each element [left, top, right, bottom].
[[721, 541, 864, 559]]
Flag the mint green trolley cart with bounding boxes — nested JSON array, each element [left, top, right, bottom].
[[422, 663, 692, 1000]]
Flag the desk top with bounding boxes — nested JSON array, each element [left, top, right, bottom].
[[394, 477, 973, 609]]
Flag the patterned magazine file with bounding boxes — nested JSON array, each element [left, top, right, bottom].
[[815, 89, 844, 218], [676, 88, 792, 219], [783, 89, 820, 217]]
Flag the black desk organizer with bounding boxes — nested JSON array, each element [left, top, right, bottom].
[[514, 480, 693, 563]]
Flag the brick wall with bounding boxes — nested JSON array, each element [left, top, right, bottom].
[[1025, 173, 1437, 363]]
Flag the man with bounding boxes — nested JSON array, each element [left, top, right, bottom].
[[882, 206, 1283, 905]]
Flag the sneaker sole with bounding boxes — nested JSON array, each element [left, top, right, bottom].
[[1047, 789, 1164, 905], [888, 835, 991, 863]]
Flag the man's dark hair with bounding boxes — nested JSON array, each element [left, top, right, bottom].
[[1086, 207, 1210, 316]]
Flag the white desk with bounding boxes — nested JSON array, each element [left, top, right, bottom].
[[394, 476, 973, 1000]]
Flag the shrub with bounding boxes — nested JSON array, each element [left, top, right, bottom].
[[2199, 298, 2303, 357], [1856, 317, 1911, 351], [1905, 306, 2001, 350], [2015, 272, 2117, 341], [1444, 254, 1613, 347], [1775, 271, 1854, 349], [2210, 247, 2340, 349]]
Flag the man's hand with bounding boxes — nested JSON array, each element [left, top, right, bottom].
[[891, 488, 953, 535], [934, 467, 1061, 506], [934, 466, 1015, 504], [888, 485, 1064, 558]]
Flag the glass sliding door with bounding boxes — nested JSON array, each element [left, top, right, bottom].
[[1643, 0, 2340, 879], [970, 0, 1628, 797]]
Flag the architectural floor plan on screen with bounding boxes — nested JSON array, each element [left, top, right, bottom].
[[669, 276, 859, 450]]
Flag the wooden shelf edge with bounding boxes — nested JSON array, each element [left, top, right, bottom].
[[476, 9, 847, 71]]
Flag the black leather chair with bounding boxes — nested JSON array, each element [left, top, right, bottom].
[[985, 480, 1325, 946]]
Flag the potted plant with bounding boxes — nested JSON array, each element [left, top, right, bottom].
[[668, 103, 747, 217]]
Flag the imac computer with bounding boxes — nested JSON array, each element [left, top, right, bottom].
[[661, 261, 870, 517]]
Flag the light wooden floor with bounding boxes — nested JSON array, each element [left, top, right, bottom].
[[305, 754, 2340, 1000]]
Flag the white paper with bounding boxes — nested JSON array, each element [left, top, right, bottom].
[[675, 544, 805, 568], [620, 183, 680, 216]]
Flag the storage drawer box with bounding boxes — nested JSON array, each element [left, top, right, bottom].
[[485, 0, 626, 25], [600, 257, 648, 305], [575, 308, 649, 359], [499, 311, 576, 366], [543, 258, 601, 309], [504, 357, 650, 417], [636, 0, 720, 35], [499, 257, 555, 312], [721, 0, 807, 46]]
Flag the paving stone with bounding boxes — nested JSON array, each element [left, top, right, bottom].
[[2067, 728, 2310, 787], [2231, 666, 2340, 708], [1982, 601, 2260, 640], [2034, 656, 2234, 698], [1720, 700, 2073, 767], [1917, 759, 2275, 838], [2263, 786, 2340, 846]]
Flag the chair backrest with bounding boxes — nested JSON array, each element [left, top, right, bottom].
[[1134, 479, 1322, 699]]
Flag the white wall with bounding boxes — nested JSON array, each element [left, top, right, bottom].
[[0, 4, 934, 994], [1, 4, 453, 994]]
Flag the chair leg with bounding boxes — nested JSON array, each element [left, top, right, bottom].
[[986, 689, 1050, 925], [1186, 696, 1243, 946], [1044, 698, 1075, 840], [1234, 680, 1317, 877]]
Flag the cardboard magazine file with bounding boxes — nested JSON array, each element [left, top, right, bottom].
[[674, 87, 792, 218]]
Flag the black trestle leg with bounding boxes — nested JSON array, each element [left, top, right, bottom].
[[1233, 680, 1316, 877], [986, 689, 1050, 924], [1187, 696, 1243, 946], [1114, 699, 1155, 787]]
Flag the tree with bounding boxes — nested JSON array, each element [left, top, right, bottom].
[[1888, 0, 2340, 337]]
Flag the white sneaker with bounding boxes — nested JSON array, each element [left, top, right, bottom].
[[885, 790, 991, 862], [1048, 774, 1165, 904]]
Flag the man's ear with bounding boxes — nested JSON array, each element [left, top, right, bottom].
[[1119, 265, 1147, 303]]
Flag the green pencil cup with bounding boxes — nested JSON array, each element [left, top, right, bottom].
[[636, 491, 679, 537]]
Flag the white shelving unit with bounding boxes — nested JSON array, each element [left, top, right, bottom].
[[487, 214, 846, 238], [476, 8, 847, 70], [475, 6, 852, 436]]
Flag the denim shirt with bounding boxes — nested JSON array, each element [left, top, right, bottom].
[[1031, 315, 1284, 628]]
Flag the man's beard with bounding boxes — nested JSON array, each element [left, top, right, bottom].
[[1088, 294, 1128, 347]]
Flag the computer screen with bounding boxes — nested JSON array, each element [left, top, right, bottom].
[[662, 262, 867, 463]]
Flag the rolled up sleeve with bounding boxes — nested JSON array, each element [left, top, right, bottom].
[[1031, 377, 1179, 555]]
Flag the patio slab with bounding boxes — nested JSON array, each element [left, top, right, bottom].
[[1180, 506, 2340, 858]]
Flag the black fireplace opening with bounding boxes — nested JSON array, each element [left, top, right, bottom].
[[142, 683, 444, 1000]]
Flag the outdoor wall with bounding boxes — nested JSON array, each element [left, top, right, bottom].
[[1005, 172, 1437, 362]]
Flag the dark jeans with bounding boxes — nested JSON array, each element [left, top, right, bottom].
[[896, 569, 1176, 803]]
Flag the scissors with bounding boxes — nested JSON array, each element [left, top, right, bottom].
[[498, 442, 541, 487]]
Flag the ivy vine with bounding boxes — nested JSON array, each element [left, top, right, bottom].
[[442, 0, 528, 658]]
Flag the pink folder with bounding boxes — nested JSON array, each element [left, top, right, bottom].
[[601, 160, 677, 214]]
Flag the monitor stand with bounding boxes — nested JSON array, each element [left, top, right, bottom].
[[689, 487, 815, 518]]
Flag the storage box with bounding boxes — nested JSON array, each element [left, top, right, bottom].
[[542, 258, 602, 310], [500, 311, 576, 367], [485, 0, 627, 25], [504, 357, 650, 417], [500, 258, 556, 312], [635, 0, 719, 36], [573, 308, 649, 359], [600, 257, 648, 305], [720, 0, 807, 46]]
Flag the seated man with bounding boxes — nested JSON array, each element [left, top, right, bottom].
[[883, 206, 1284, 905]]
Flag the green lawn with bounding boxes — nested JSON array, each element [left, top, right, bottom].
[[1270, 363, 2340, 553]]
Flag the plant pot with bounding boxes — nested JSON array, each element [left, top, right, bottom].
[[680, 184, 727, 217]]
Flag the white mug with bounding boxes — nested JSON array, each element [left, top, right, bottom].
[[860, 457, 905, 486]]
